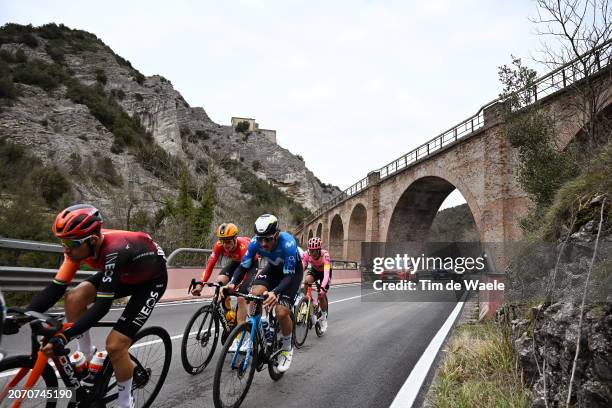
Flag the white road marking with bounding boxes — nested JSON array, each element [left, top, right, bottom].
[[0, 288, 371, 380], [389, 301, 465, 408]]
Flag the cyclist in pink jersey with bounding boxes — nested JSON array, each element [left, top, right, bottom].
[[301, 237, 332, 333]]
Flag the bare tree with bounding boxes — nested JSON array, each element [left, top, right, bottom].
[[531, 0, 612, 149]]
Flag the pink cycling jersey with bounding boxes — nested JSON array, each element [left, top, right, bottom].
[[302, 249, 331, 289]]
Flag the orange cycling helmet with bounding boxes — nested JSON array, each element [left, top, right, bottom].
[[53, 204, 103, 239], [216, 223, 238, 239]]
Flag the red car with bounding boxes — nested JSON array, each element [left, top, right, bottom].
[[381, 261, 416, 281]]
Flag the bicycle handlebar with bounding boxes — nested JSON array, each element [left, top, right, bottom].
[[188, 278, 223, 294], [4, 308, 64, 338], [228, 291, 269, 303]]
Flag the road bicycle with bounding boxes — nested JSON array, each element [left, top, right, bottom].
[[212, 291, 294, 408], [181, 279, 237, 375], [0, 308, 171, 407], [293, 281, 327, 348]]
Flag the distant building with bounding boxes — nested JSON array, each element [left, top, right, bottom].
[[231, 116, 277, 144]]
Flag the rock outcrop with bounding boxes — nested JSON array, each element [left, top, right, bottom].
[[0, 23, 340, 233]]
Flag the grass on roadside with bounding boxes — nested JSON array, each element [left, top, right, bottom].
[[428, 322, 530, 408]]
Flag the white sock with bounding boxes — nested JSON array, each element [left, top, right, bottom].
[[320, 312, 327, 321], [282, 335, 292, 351], [76, 331, 93, 359], [117, 378, 133, 408]]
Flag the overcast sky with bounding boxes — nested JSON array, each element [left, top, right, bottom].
[[1, 0, 547, 209]]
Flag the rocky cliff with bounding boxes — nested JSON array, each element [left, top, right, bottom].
[[0, 23, 339, 239]]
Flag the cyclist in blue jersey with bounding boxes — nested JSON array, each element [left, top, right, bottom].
[[226, 214, 303, 372]]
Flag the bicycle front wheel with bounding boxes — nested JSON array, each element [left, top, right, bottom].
[[293, 298, 310, 348], [181, 304, 219, 374], [213, 322, 257, 408], [0, 355, 58, 408], [97, 326, 172, 408]]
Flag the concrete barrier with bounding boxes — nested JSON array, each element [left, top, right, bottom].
[[162, 267, 362, 301]]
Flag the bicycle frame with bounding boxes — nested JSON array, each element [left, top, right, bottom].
[[228, 296, 282, 374], [0, 319, 117, 408], [230, 313, 261, 374]]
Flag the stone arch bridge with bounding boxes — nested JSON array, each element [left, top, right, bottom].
[[296, 42, 612, 264]]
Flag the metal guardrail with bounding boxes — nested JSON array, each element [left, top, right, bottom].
[[165, 248, 212, 267], [0, 238, 94, 291], [1, 238, 359, 291], [331, 260, 359, 269], [296, 39, 612, 234]]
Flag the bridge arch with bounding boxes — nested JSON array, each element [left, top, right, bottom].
[[386, 175, 482, 243], [329, 214, 345, 259], [347, 203, 367, 261], [308, 229, 314, 242], [316, 223, 323, 239]]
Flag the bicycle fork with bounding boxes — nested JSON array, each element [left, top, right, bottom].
[[229, 315, 259, 375]]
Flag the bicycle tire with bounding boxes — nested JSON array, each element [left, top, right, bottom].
[[0, 355, 59, 408], [267, 313, 289, 381], [181, 304, 219, 375], [213, 322, 257, 408], [315, 298, 328, 337], [96, 326, 172, 408], [293, 298, 310, 348]]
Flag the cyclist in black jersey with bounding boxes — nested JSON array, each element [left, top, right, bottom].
[[27, 204, 167, 408]]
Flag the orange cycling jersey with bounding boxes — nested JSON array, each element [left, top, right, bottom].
[[201, 236, 254, 282]]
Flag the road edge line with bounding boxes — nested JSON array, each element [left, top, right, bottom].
[[388, 300, 465, 408]]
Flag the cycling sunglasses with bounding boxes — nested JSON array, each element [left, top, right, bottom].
[[219, 237, 236, 244], [59, 235, 93, 249], [256, 235, 276, 243]]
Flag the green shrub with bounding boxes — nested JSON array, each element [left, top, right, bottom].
[[195, 130, 209, 140], [15, 49, 27, 63], [235, 120, 249, 133], [0, 76, 16, 100], [5, 49, 27, 63], [252, 160, 261, 171], [95, 68, 107, 84], [180, 126, 191, 138], [111, 88, 125, 99], [114, 54, 133, 68], [20, 32, 39, 48], [133, 72, 145, 85], [45, 41, 65, 63], [12, 59, 68, 91], [30, 166, 71, 207], [68, 152, 81, 172], [37, 23, 65, 40], [96, 156, 123, 186]]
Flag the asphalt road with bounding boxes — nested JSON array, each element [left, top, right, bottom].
[[1, 284, 457, 408]]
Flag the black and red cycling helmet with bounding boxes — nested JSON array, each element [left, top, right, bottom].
[[53, 204, 103, 239]]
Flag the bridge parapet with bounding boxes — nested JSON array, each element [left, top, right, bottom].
[[296, 39, 612, 237]]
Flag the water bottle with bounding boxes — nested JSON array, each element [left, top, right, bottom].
[[261, 315, 274, 346], [83, 350, 107, 388], [225, 308, 236, 327], [69, 351, 88, 379]]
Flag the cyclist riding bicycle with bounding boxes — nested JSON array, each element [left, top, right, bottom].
[[191, 223, 258, 347], [26, 204, 167, 408], [301, 237, 332, 333], [225, 214, 303, 373]]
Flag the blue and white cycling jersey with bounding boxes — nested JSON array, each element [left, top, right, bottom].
[[240, 231, 299, 275]]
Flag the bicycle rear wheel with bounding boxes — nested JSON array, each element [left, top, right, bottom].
[[0, 355, 58, 408], [293, 298, 310, 348], [97, 326, 172, 408], [213, 322, 257, 408], [181, 304, 219, 374], [267, 314, 287, 381]]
